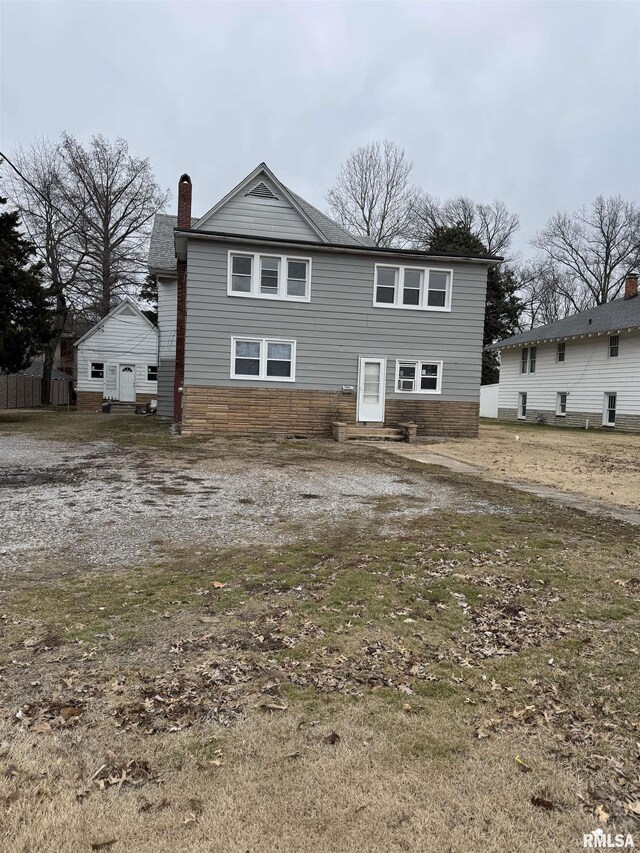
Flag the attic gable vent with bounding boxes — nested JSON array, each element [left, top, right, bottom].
[[246, 181, 278, 200]]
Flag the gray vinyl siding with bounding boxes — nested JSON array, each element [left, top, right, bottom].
[[184, 241, 488, 403], [157, 277, 177, 417], [198, 177, 320, 242]]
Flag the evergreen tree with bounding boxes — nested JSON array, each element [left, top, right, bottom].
[[0, 196, 51, 374], [429, 224, 522, 384]]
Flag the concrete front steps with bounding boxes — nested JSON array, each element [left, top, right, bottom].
[[332, 422, 417, 443]]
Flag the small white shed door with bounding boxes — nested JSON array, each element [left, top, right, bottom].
[[357, 357, 386, 422], [119, 365, 136, 402]]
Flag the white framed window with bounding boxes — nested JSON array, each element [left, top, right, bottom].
[[90, 362, 104, 379], [394, 360, 443, 394], [557, 342, 566, 362], [518, 392, 527, 420], [609, 335, 619, 358], [373, 265, 452, 312], [520, 346, 536, 374], [228, 252, 311, 302], [231, 337, 296, 382], [556, 392, 567, 417], [147, 365, 158, 382], [603, 392, 616, 426]]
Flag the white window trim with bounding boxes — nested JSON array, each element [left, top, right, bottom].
[[147, 365, 158, 382], [373, 264, 453, 312], [556, 392, 567, 417], [556, 342, 566, 363], [608, 335, 620, 358], [89, 361, 104, 380], [520, 346, 537, 374], [518, 392, 527, 420], [227, 251, 312, 303], [603, 392, 617, 426], [394, 359, 443, 395], [230, 336, 296, 382]]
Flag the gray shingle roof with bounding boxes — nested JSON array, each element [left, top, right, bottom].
[[148, 214, 198, 274], [21, 362, 72, 381], [285, 188, 377, 248], [489, 296, 640, 349]]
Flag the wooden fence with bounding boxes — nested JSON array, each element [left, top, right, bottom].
[[0, 374, 71, 409]]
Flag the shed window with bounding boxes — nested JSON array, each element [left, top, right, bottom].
[[147, 365, 158, 382], [90, 362, 104, 379], [231, 337, 296, 382], [609, 335, 619, 358]]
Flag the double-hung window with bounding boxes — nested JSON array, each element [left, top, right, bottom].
[[374, 265, 452, 311], [556, 392, 567, 417], [518, 392, 527, 420], [90, 362, 104, 379], [604, 393, 617, 426], [231, 337, 296, 381], [557, 342, 566, 362], [228, 252, 311, 302], [521, 346, 536, 374], [395, 360, 442, 394], [609, 335, 619, 358]]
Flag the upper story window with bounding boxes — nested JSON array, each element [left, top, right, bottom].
[[520, 346, 536, 374], [373, 265, 452, 312], [231, 337, 296, 382], [90, 362, 104, 379], [228, 252, 311, 302], [557, 342, 566, 362], [395, 360, 443, 394], [609, 335, 619, 358]]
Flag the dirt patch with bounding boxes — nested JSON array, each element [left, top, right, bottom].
[[424, 423, 640, 510]]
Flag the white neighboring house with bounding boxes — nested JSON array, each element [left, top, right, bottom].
[[488, 273, 640, 432], [75, 298, 159, 409]]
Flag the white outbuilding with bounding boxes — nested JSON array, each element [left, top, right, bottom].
[[75, 297, 159, 409]]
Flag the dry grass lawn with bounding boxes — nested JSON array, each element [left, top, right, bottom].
[[431, 422, 640, 510], [1, 411, 639, 852]]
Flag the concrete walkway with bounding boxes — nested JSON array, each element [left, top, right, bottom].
[[381, 444, 640, 528]]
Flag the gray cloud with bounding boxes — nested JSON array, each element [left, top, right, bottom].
[[1, 0, 638, 254]]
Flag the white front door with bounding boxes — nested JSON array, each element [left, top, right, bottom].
[[119, 364, 136, 402], [357, 357, 386, 422]]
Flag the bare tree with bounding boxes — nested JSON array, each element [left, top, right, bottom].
[[411, 193, 519, 257], [533, 195, 640, 307], [3, 139, 88, 403], [516, 259, 590, 330], [60, 133, 170, 317], [326, 141, 416, 247]]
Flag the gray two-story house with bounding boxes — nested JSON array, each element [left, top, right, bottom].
[[148, 164, 498, 439]]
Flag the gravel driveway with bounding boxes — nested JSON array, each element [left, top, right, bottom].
[[0, 434, 501, 574]]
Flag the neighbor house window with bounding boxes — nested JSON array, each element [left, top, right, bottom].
[[231, 337, 296, 381], [90, 362, 104, 379], [518, 392, 527, 419], [395, 360, 442, 394], [228, 252, 310, 301], [373, 265, 452, 311], [609, 335, 619, 358], [147, 365, 158, 382], [556, 392, 567, 417], [520, 347, 536, 374], [557, 342, 566, 362], [604, 393, 617, 426]]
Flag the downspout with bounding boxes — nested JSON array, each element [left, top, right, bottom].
[[174, 173, 192, 423]]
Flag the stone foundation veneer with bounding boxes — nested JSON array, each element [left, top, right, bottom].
[[76, 391, 157, 411], [498, 407, 640, 433], [181, 385, 479, 438]]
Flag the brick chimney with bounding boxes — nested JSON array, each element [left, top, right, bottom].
[[174, 174, 192, 423], [624, 273, 638, 300]]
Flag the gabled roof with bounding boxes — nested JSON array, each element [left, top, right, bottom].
[[488, 295, 640, 350], [191, 163, 373, 248], [74, 297, 158, 348]]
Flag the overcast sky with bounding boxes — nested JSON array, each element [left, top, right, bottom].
[[1, 0, 638, 255]]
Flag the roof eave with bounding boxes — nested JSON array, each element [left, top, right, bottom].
[[174, 228, 502, 265]]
